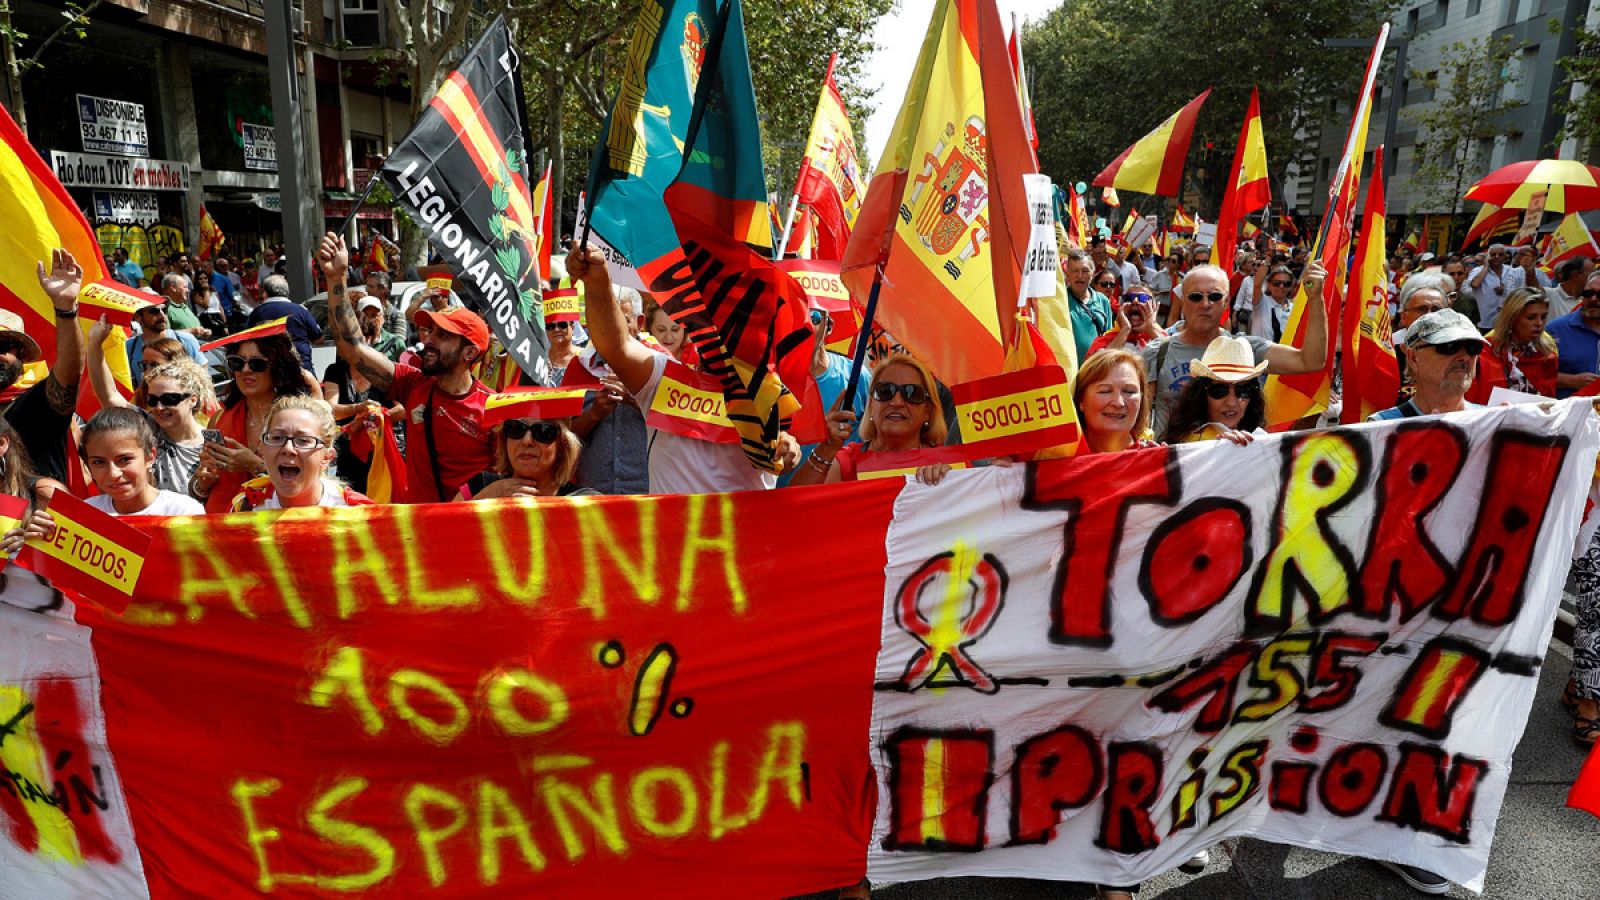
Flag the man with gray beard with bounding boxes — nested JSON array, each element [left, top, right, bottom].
[[1368, 309, 1487, 420]]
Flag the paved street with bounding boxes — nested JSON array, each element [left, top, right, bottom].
[[801, 636, 1599, 900]]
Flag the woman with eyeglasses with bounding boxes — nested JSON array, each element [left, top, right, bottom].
[[1468, 287, 1558, 402], [1160, 336, 1266, 444], [787, 352, 952, 486], [455, 417, 594, 500], [230, 396, 372, 510], [189, 334, 314, 513]]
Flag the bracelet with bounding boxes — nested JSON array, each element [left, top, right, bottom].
[[187, 474, 213, 501], [807, 453, 834, 473], [55, 307, 78, 319]]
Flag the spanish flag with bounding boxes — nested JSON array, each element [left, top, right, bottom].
[[841, 0, 1036, 387], [1460, 202, 1521, 250], [200, 317, 288, 352], [0, 101, 109, 363], [1542, 212, 1600, 268], [1340, 146, 1400, 424], [1213, 87, 1270, 275], [532, 160, 554, 282], [1264, 25, 1389, 429], [1093, 89, 1211, 198], [1171, 204, 1197, 234], [794, 52, 867, 262], [197, 204, 224, 261]]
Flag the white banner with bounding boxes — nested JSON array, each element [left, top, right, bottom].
[[1022, 174, 1059, 299], [90, 191, 160, 226], [0, 575, 147, 898], [48, 151, 191, 192], [867, 401, 1599, 893], [75, 94, 148, 157], [242, 123, 277, 173], [1126, 214, 1158, 250]]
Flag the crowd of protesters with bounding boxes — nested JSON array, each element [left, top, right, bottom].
[[3, 222, 1599, 900]]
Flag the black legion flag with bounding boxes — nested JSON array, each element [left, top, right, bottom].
[[381, 17, 550, 381]]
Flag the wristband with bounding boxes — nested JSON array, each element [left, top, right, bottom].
[[55, 307, 79, 319]]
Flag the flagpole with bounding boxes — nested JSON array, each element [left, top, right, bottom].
[[334, 169, 385, 241], [777, 193, 800, 260], [842, 268, 883, 414]]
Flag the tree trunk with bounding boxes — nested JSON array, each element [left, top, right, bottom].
[[0, 7, 26, 134]]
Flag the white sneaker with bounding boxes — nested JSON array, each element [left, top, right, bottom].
[[1377, 860, 1452, 895], [1178, 848, 1209, 873]]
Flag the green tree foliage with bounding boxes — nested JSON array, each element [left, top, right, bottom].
[[1554, 23, 1600, 160], [1022, 0, 1397, 216], [1404, 35, 1525, 215]]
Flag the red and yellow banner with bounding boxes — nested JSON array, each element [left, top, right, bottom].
[[79, 279, 160, 327], [646, 361, 741, 444], [200, 317, 288, 353], [855, 445, 975, 480], [951, 364, 1076, 459], [794, 53, 867, 261], [1214, 89, 1270, 276], [15, 491, 152, 612], [482, 387, 590, 426], [542, 285, 582, 323], [1542, 212, 1600, 269]]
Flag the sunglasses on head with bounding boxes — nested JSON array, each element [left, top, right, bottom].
[[1425, 340, 1483, 357], [1205, 381, 1258, 401], [144, 391, 191, 408], [545, 321, 572, 331], [871, 380, 930, 405], [226, 355, 270, 373], [503, 419, 561, 443], [1186, 291, 1227, 304]]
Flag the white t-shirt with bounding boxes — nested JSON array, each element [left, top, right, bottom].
[[259, 478, 353, 509], [1251, 294, 1293, 342], [632, 353, 775, 495], [87, 490, 205, 517]]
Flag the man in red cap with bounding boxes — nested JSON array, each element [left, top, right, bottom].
[[316, 231, 494, 502]]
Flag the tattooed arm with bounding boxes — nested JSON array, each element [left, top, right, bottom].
[[317, 232, 395, 391]]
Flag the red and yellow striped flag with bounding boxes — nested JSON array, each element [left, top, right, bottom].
[[1460, 203, 1520, 251], [197, 204, 224, 261], [15, 491, 152, 613], [1093, 89, 1211, 198], [483, 387, 589, 427], [348, 412, 409, 504], [0, 102, 109, 363], [1340, 146, 1400, 424], [1543, 212, 1600, 268], [200, 317, 288, 352], [1264, 25, 1388, 429], [1214, 88, 1270, 275]]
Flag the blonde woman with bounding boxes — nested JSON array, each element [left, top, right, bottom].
[[787, 352, 952, 486], [231, 395, 373, 510], [1468, 287, 1558, 401], [455, 417, 594, 499], [86, 317, 219, 493]]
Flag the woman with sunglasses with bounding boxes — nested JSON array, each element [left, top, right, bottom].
[[1468, 287, 1558, 402], [190, 334, 314, 512], [1093, 268, 1122, 304], [787, 353, 952, 486], [1160, 336, 1266, 444], [84, 317, 221, 491], [230, 396, 373, 510], [1248, 265, 1297, 343], [455, 417, 594, 500]]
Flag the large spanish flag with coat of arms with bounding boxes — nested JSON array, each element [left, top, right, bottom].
[[840, 0, 1036, 388]]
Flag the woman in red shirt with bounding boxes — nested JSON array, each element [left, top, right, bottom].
[[1468, 287, 1558, 401]]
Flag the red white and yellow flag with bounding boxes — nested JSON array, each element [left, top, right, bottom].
[[1542, 212, 1600, 269], [1340, 146, 1400, 424], [15, 491, 153, 613], [841, 0, 1036, 387]]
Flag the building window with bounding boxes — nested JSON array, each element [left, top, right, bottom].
[[1320, 158, 1331, 181], [1436, 0, 1449, 26], [1467, 0, 1482, 15], [342, 0, 381, 47], [1406, 8, 1419, 34]]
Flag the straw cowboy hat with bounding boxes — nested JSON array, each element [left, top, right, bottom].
[[1189, 335, 1267, 383], [0, 309, 43, 364]]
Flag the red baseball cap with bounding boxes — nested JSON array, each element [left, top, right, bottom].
[[414, 306, 490, 353]]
